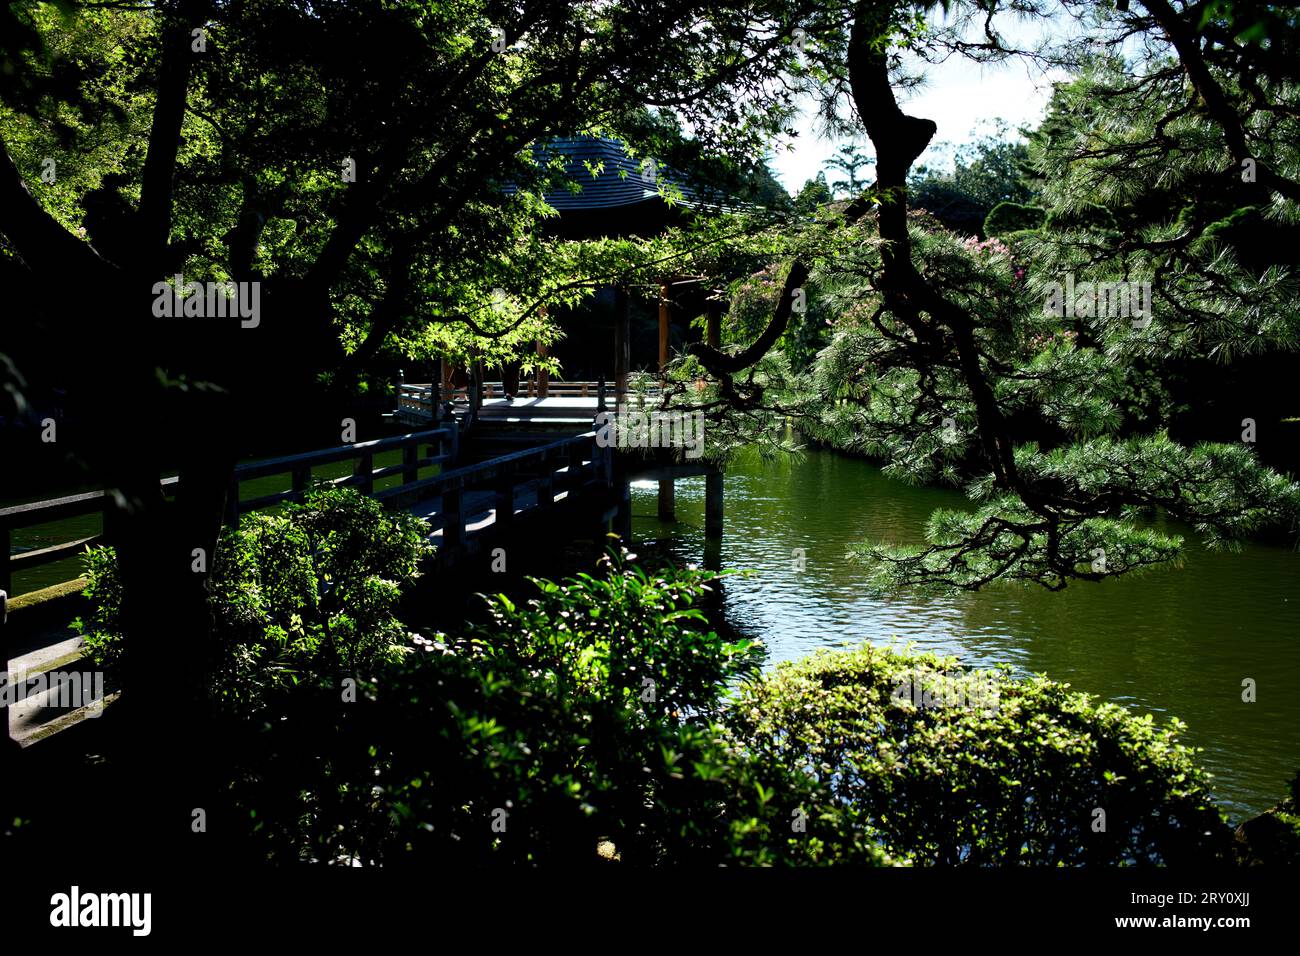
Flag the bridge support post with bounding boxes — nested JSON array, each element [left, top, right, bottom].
[[614, 480, 632, 543], [658, 479, 675, 521], [705, 470, 723, 539]]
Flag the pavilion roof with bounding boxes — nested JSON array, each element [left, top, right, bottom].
[[522, 135, 730, 213]]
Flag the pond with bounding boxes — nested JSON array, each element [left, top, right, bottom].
[[630, 444, 1300, 821]]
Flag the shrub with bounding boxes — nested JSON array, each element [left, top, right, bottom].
[[217, 555, 887, 866], [74, 487, 430, 708], [727, 643, 1234, 865], [1233, 770, 1300, 865], [466, 555, 763, 725], [983, 201, 1046, 236]]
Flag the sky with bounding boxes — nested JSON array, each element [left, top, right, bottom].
[[768, 9, 1074, 192]]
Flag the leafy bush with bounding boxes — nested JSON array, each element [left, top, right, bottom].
[[467, 556, 762, 725], [1233, 770, 1300, 865], [75, 487, 430, 707], [984, 201, 1045, 236], [727, 644, 1234, 865], [217, 555, 887, 866]]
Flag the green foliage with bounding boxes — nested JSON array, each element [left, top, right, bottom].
[[75, 488, 429, 707], [908, 127, 1037, 235], [852, 435, 1300, 591], [220, 554, 886, 866], [72, 543, 123, 669], [793, 172, 833, 215], [467, 554, 763, 724], [1232, 769, 1300, 865], [728, 644, 1234, 865], [984, 201, 1045, 237]]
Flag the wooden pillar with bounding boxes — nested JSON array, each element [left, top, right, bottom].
[[0, 525, 10, 601], [614, 480, 632, 543], [657, 280, 674, 520], [614, 285, 630, 405], [536, 304, 549, 398], [496, 475, 515, 528], [703, 537, 723, 577], [705, 469, 724, 539], [442, 486, 465, 550], [536, 339, 549, 398], [658, 476, 675, 521], [470, 357, 483, 418], [354, 451, 375, 495]]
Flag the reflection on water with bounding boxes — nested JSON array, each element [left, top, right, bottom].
[[631, 446, 1300, 820]]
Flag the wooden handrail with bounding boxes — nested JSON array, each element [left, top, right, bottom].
[[374, 430, 608, 547], [1, 428, 458, 599], [0, 424, 610, 598]]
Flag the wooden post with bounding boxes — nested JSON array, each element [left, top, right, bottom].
[[614, 480, 632, 543], [536, 334, 549, 398], [402, 443, 419, 485], [615, 285, 630, 406], [442, 486, 465, 550], [292, 464, 311, 502], [470, 357, 483, 420], [554, 445, 571, 497], [658, 478, 675, 521], [537, 450, 555, 508], [444, 417, 459, 465], [0, 525, 10, 600], [705, 469, 724, 539], [354, 451, 375, 495], [496, 470, 516, 528]]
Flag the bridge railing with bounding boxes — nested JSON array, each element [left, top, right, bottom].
[[375, 429, 610, 550], [225, 425, 458, 524], [398, 380, 652, 416], [0, 427, 457, 600], [0, 478, 179, 600]]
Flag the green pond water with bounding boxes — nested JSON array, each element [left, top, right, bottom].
[[629, 445, 1300, 821]]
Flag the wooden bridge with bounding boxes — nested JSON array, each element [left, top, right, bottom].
[[0, 417, 620, 745], [1, 382, 730, 746]]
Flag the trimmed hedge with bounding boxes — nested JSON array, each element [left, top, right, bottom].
[[727, 644, 1234, 865]]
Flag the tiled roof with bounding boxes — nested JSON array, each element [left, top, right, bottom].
[[518, 135, 722, 211]]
